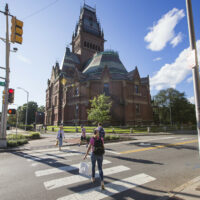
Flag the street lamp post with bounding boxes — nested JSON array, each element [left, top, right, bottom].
[[17, 87, 29, 131]]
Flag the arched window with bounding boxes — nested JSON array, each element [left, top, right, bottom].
[[84, 41, 86, 47], [90, 43, 92, 49], [87, 42, 89, 48]]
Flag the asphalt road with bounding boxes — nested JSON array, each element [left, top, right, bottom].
[[0, 134, 200, 200]]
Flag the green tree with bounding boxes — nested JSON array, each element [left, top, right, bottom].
[[153, 88, 196, 125], [18, 101, 38, 125], [7, 114, 16, 125], [38, 105, 45, 112], [87, 94, 112, 125]]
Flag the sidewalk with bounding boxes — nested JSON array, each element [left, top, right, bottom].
[[0, 135, 81, 152], [165, 176, 200, 200]]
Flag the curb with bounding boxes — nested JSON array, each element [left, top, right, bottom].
[[156, 176, 200, 200], [168, 176, 200, 199]]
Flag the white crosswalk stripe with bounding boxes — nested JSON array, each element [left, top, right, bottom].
[[44, 165, 130, 190], [24, 147, 156, 199], [35, 159, 111, 177], [24, 150, 85, 161], [57, 173, 156, 200]]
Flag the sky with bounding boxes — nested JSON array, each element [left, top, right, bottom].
[[0, 0, 200, 111]]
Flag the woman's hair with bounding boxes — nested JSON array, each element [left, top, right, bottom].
[[93, 129, 99, 135]]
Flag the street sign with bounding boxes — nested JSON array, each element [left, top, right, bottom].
[[0, 81, 5, 86]]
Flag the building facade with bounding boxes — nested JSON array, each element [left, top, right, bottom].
[[45, 4, 153, 126]]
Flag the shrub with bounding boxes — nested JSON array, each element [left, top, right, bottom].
[[29, 132, 40, 139], [7, 134, 28, 147]]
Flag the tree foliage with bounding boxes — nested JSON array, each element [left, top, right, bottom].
[[18, 101, 38, 125], [153, 88, 196, 125], [87, 94, 112, 125]]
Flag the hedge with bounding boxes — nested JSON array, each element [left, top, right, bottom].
[[7, 134, 28, 147]]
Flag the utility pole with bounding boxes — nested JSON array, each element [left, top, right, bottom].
[[0, 4, 10, 148], [186, 0, 200, 155]]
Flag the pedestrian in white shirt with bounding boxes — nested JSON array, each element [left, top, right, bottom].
[[57, 124, 65, 151]]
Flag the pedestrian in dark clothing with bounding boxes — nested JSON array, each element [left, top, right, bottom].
[[98, 123, 105, 138], [84, 129, 105, 190]]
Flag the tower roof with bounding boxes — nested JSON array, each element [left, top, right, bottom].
[[83, 51, 128, 78], [74, 4, 102, 37]]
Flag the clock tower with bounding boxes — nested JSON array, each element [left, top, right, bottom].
[[71, 4, 105, 69]]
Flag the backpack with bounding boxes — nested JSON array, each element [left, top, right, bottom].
[[99, 127, 105, 138], [93, 137, 105, 155]]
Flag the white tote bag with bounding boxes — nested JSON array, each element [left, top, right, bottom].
[[79, 162, 91, 176]]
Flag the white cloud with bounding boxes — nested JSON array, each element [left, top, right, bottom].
[[170, 32, 183, 47], [144, 8, 185, 51], [188, 96, 194, 104], [187, 76, 193, 83], [153, 57, 162, 61], [150, 40, 200, 91], [16, 54, 31, 64]]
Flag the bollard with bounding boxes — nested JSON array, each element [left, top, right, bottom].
[[147, 127, 150, 133], [130, 128, 133, 133], [112, 128, 115, 133]]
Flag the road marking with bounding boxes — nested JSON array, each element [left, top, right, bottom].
[[120, 139, 198, 154], [22, 146, 71, 153], [25, 152, 83, 161], [23, 149, 77, 157], [105, 136, 176, 146], [31, 163, 39, 167], [105, 150, 120, 154], [35, 159, 111, 177], [57, 173, 156, 200], [44, 165, 130, 190]]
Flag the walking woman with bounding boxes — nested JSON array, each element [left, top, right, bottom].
[[84, 129, 105, 190], [57, 124, 65, 151]]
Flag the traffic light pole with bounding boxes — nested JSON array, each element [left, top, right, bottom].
[[186, 0, 200, 155], [0, 4, 10, 148]]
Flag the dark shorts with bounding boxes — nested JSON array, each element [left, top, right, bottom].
[[81, 136, 86, 141]]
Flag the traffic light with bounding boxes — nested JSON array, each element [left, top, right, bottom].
[[10, 17, 23, 44], [7, 109, 16, 114], [8, 88, 14, 103], [2, 90, 5, 104]]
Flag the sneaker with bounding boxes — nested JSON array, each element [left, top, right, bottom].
[[91, 177, 95, 183]]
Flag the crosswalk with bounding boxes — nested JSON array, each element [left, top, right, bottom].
[[16, 146, 156, 200]]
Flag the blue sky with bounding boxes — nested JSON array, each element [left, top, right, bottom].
[[0, 0, 199, 110]]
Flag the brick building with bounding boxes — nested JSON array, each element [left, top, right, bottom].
[[45, 4, 153, 126]]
